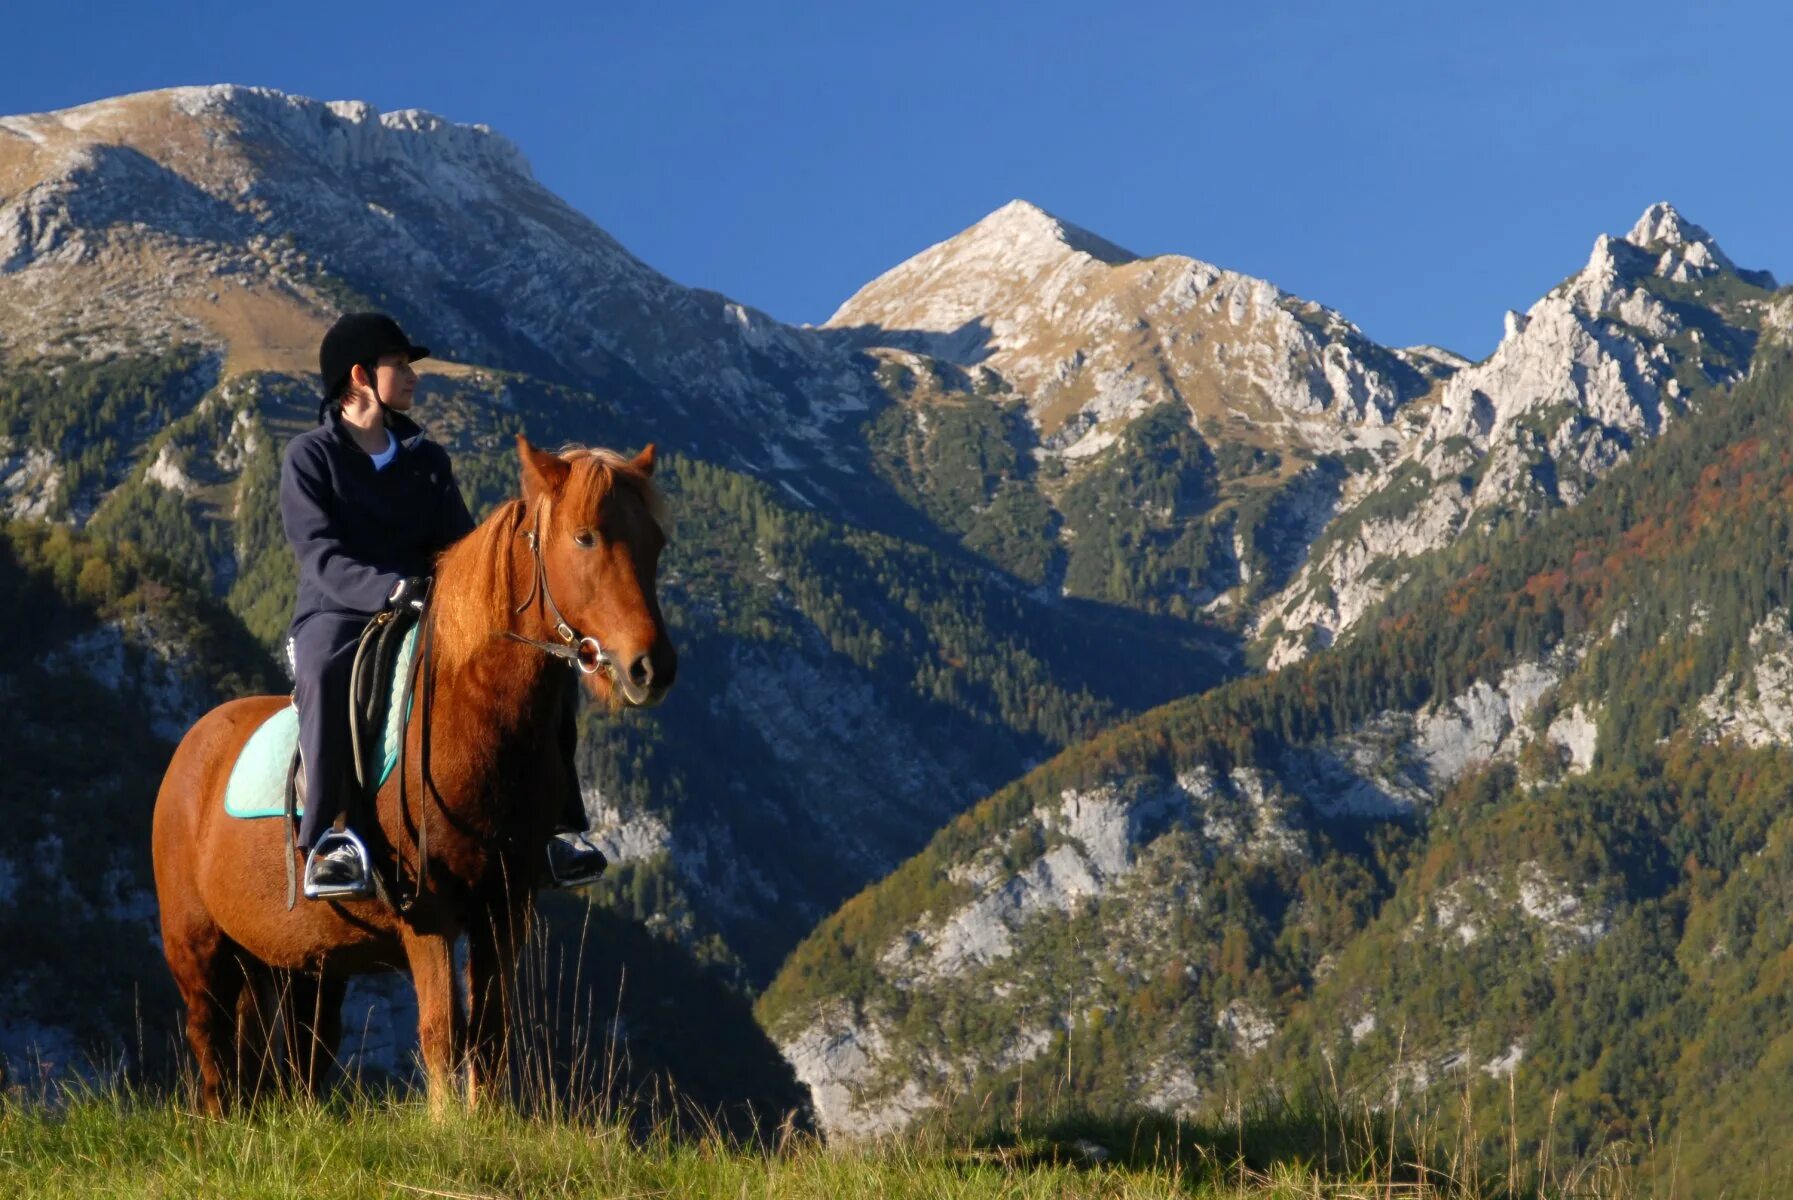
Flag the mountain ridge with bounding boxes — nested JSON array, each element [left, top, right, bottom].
[[759, 343, 1793, 1188]]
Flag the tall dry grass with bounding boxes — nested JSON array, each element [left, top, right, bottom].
[[0, 905, 1673, 1197]]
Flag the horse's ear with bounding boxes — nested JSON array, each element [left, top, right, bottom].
[[632, 443, 657, 477], [517, 435, 570, 500]]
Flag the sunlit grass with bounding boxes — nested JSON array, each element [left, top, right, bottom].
[[0, 1088, 1192, 1199], [0, 1081, 1659, 1199]]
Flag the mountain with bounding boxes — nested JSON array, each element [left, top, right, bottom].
[[0, 86, 1234, 988], [831, 198, 1443, 451], [1253, 202, 1779, 665], [756, 328, 1793, 1192], [0, 85, 868, 486], [832, 199, 1450, 624]]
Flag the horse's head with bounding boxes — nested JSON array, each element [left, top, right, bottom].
[[516, 436, 677, 708]]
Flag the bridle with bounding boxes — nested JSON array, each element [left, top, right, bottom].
[[505, 514, 615, 679]]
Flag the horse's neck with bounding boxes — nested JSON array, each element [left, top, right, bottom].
[[437, 635, 563, 740], [428, 526, 568, 761]]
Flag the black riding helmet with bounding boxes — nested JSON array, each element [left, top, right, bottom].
[[318, 312, 429, 419]]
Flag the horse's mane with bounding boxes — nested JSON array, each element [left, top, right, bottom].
[[432, 446, 663, 666], [554, 445, 666, 528]]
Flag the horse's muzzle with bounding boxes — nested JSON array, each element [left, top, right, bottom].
[[614, 643, 676, 707]]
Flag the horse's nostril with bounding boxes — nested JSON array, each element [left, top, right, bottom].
[[628, 653, 653, 690]]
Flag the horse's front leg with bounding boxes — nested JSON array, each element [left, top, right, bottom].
[[466, 898, 529, 1109], [401, 926, 465, 1117]]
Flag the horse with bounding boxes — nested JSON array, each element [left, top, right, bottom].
[[151, 436, 676, 1114]]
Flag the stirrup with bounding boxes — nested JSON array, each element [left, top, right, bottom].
[[546, 831, 608, 889], [303, 828, 376, 901]]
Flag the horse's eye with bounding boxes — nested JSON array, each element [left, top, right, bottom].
[[573, 529, 596, 548]]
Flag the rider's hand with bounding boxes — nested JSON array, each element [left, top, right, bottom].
[[387, 575, 431, 610]]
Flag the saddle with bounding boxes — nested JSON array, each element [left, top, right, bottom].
[[222, 609, 423, 821]]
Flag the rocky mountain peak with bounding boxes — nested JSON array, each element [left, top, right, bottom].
[[1256, 204, 1780, 670], [963, 199, 1138, 268], [1454, 203, 1772, 456], [1626, 201, 1713, 253], [1622, 201, 1772, 289], [0, 86, 536, 202], [1549, 204, 1773, 321], [828, 198, 1433, 454], [823, 199, 1135, 342], [200, 86, 537, 188]]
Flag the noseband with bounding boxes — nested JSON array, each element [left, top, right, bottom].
[[505, 521, 614, 678]]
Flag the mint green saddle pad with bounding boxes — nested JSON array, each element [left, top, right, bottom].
[[223, 624, 420, 819]]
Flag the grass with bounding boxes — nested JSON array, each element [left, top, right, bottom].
[[0, 1090, 1254, 1199], [0, 1078, 1665, 1200], [0, 903, 1661, 1198]]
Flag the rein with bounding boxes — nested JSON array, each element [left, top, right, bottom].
[[504, 520, 616, 680]]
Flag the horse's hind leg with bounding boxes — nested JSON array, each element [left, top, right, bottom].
[[281, 971, 347, 1100], [162, 910, 249, 1115], [232, 959, 284, 1105]]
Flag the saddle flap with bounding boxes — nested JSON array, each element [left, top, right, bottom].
[[223, 707, 301, 820]]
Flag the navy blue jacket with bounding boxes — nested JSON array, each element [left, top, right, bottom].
[[279, 405, 476, 631]]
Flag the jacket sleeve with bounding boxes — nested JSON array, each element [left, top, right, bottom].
[[280, 441, 403, 612], [432, 446, 477, 550]]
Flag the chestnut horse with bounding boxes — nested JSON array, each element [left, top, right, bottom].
[[152, 437, 676, 1113]]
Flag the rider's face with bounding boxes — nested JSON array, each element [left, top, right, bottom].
[[372, 353, 419, 412]]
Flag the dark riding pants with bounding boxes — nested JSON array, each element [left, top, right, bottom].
[[291, 612, 365, 852]]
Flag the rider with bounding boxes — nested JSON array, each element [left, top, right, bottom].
[[280, 312, 609, 896]]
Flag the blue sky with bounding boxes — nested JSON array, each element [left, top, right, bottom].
[[4, 1, 1781, 359]]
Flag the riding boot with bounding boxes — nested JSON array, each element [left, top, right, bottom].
[[545, 667, 605, 887]]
